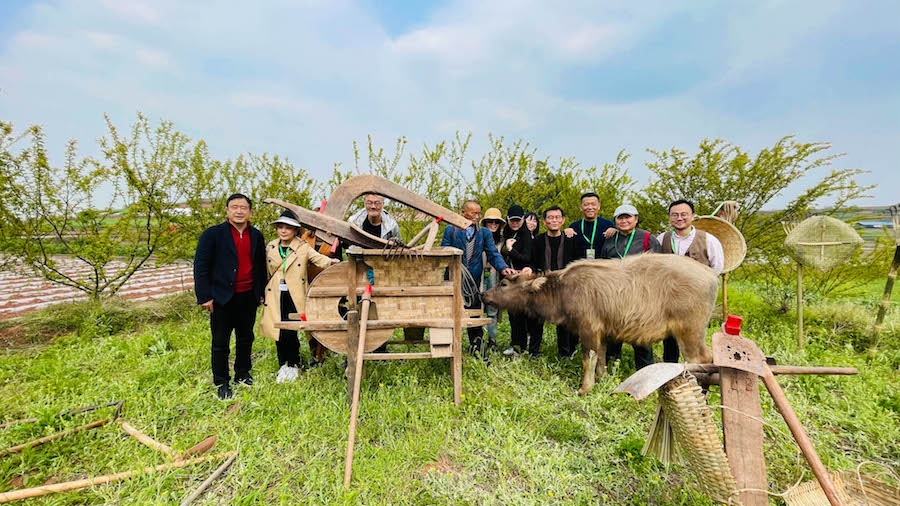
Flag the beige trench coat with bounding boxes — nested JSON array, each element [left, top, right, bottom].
[[259, 237, 334, 340]]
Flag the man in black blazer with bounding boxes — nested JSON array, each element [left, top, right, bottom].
[[194, 193, 267, 400], [523, 206, 579, 358]]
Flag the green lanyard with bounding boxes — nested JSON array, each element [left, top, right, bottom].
[[581, 220, 598, 248], [615, 230, 636, 259], [670, 226, 694, 255], [278, 244, 291, 274]]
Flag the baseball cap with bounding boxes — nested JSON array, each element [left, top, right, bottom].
[[613, 204, 638, 218]]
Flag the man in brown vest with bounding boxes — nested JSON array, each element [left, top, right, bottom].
[[657, 199, 724, 362]]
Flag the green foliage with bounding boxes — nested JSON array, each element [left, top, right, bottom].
[[635, 136, 883, 296]]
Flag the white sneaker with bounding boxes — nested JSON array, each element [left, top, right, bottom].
[[276, 364, 290, 384], [502, 347, 518, 356], [284, 366, 299, 383]]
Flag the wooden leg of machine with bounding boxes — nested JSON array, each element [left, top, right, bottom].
[[450, 258, 463, 405], [720, 369, 767, 506], [344, 287, 372, 488], [797, 263, 804, 350], [345, 311, 360, 403]]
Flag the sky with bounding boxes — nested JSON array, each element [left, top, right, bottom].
[[1, 0, 898, 209]]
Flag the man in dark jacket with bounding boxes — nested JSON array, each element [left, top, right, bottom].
[[600, 204, 661, 370], [194, 193, 267, 400], [564, 192, 616, 259], [523, 205, 580, 358], [442, 200, 514, 354]]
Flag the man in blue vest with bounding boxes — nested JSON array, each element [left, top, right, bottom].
[[442, 200, 515, 354]]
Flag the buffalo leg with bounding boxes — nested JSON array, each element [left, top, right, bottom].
[[595, 339, 607, 378], [674, 326, 713, 364], [577, 345, 602, 396]]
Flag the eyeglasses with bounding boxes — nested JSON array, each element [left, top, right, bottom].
[[669, 212, 692, 219], [228, 205, 250, 211]]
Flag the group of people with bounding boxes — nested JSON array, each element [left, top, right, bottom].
[[193, 191, 723, 401], [440, 193, 725, 369]]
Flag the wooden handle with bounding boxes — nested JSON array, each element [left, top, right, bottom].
[[0, 418, 110, 457], [344, 287, 372, 488], [759, 369, 842, 506], [178, 451, 237, 505]]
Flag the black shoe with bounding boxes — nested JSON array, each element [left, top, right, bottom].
[[308, 358, 322, 368], [234, 374, 253, 387], [217, 384, 233, 401], [486, 340, 498, 352]]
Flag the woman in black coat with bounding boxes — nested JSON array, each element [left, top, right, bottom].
[[499, 205, 542, 357]]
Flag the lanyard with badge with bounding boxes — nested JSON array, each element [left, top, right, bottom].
[[278, 245, 291, 291], [582, 220, 598, 259], [670, 226, 694, 255], [615, 229, 636, 259]]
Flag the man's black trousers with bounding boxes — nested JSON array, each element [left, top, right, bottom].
[[510, 311, 543, 355], [605, 340, 654, 370], [210, 290, 257, 386]]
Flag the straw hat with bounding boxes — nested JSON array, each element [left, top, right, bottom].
[[693, 215, 746, 274], [480, 207, 505, 225]]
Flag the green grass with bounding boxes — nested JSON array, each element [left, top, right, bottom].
[[0, 282, 898, 504]]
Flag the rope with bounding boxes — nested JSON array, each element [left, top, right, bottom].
[[461, 266, 480, 307]]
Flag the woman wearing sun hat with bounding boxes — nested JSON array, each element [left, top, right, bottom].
[[260, 210, 339, 383], [479, 207, 506, 347]]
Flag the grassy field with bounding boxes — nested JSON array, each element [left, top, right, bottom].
[[0, 282, 898, 505]]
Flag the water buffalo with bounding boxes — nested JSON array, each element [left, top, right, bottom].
[[482, 254, 717, 395]]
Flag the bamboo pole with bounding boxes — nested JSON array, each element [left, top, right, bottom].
[[344, 285, 372, 488], [117, 419, 174, 458], [0, 401, 122, 430], [721, 273, 728, 322], [0, 451, 236, 503], [0, 418, 110, 457], [869, 241, 900, 358], [797, 262, 804, 350], [178, 451, 238, 506]]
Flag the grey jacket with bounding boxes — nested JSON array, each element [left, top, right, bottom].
[[348, 208, 402, 240]]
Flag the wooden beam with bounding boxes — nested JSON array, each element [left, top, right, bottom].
[[347, 247, 463, 257], [684, 364, 858, 376], [362, 352, 435, 360], [307, 285, 453, 297], [0, 418, 110, 457], [277, 317, 492, 331], [721, 368, 768, 506]]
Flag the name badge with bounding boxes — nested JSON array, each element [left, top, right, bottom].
[[586, 249, 595, 259], [279, 279, 289, 292]]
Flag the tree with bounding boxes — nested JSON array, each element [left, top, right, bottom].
[[0, 115, 204, 299], [634, 136, 883, 295]]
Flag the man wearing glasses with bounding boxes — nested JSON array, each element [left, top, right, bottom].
[[657, 199, 724, 362], [194, 194, 267, 401], [522, 206, 580, 358], [348, 193, 402, 242]]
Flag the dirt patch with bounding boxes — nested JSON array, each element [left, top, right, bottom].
[[8, 475, 24, 488], [423, 455, 460, 475], [0, 324, 66, 350], [41, 476, 58, 486]]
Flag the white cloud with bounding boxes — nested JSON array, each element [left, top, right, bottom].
[[84, 31, 120, 50], [135, 48, 170, 68], [101, 0, 160, 23]]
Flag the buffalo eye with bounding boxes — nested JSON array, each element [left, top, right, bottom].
[[500, 280, 508, 287]]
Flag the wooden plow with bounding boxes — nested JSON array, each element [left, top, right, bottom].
[[0, 401, 231, 504], [267, 175, 491, 488]]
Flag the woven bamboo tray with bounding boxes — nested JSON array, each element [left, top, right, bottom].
[[785, 471, 900, 506]]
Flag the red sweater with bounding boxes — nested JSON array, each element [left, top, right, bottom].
[[229, 221, 254, 293]]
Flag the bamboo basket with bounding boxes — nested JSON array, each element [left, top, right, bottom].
[[784, 471, 900, 506]]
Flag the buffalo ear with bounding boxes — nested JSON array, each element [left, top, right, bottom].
[[527, 276, 548, 293]]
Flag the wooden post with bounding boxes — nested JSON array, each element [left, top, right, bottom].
[[345, 255, 360, 400], [870, 242, 900, 357], [450, 255, 463, 405], [721, 273, 728, 322], [797, 262, 804, 350], [344, 286, 372, 488], [178, 451, 237, 506], [720, 370, 767, 506]]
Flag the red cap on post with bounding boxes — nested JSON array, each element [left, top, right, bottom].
[[299, 313, 307, 322], [319, 200, 327, 213], [724, 314, 742, 335], [365, 284, 372, 295]]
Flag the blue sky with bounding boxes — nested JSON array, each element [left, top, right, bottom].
[[1, 0, 898, 208]]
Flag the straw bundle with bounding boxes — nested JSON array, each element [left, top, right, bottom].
[[694, 216, 747, 274]]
